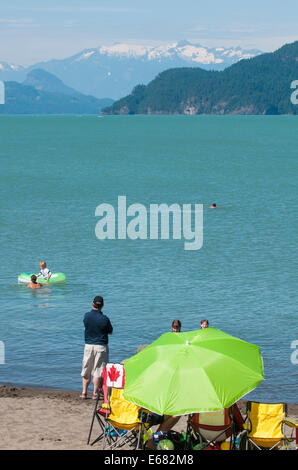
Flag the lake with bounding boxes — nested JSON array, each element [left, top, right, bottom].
[[0, 115, 297, 403]]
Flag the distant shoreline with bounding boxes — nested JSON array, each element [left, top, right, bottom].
[[0, 113, 298, 117]]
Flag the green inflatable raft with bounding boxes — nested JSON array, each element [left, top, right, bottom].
[[18, 272, 66, 285]]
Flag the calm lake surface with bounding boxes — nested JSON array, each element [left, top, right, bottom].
[[0, 115, 297, 403]]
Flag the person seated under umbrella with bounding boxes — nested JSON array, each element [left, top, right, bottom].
[[145, 415, 181, 449]]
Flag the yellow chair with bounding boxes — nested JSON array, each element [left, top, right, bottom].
[[243, 401, 296, 450], [87, 363, 162, 449], [87, 363, 151, 449], [103, 387, 144, 450], [88, 385, 152, 450]]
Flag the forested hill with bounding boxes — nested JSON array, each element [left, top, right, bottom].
[[0, 69, 113, 115], [102, 41, 298, 115]]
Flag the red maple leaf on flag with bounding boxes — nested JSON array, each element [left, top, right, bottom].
[[108, 365, 121, 383]]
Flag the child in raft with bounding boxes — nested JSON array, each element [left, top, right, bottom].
[[27, 275, 42, 289], [36, 260, 52, 283]]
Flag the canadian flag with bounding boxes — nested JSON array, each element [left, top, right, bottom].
[[104, 363, 125, 388]]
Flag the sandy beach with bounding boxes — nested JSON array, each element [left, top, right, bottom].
[[0, 384, 297, 451]]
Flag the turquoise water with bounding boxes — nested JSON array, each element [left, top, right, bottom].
[[0, 115, 297, 403]]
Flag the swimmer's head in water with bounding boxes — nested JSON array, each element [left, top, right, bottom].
[[212, 203, 216, 207], [31, 275, 37, 283], [200, 319, 209, 329], [171, 319, 181, 332]]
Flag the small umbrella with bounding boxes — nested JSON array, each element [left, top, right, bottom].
[[123, 328, 264, 416]]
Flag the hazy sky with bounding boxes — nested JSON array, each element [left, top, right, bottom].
[[1, 0, 298, 65]]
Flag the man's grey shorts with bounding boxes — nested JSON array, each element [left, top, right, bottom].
[[81, 344, 109, 379]]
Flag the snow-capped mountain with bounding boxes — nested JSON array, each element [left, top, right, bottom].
[[0, 41, 261, 100], [0, 62, 26, 81], [0, 62, 24, 72], [95, 40, 259, 64]]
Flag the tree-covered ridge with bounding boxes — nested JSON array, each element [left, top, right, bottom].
[[0, 70, 113, 114], [102, 41, 298, 115]]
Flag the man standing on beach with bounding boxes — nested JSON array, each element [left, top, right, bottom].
[[80, 296, 113, 399]]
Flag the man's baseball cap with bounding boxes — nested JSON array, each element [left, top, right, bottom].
[[93, 296, 104, 306]]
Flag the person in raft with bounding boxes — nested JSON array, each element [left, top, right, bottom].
[[27, 275, 42, 289], [36, 260, 52, 283], [81, 296, 113, 399]]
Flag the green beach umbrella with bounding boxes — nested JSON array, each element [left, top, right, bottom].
[[123, 328, 264, 416]]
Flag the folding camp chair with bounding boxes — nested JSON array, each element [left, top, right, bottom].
[[87, 363, 116, 447], [242, 401, 297, 450], [86, 381, 106, 446], [186, 403, 244, 450], [87, 363, 151, 450]]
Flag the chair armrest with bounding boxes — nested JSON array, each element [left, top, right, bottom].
[[282, 418, 297, 441], [283, 418, 297, 429]]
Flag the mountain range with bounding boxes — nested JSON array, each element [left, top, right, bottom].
[[102, 41, 298, 116], [0, 69, 113, 115], [0, 41, 261, 100]]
